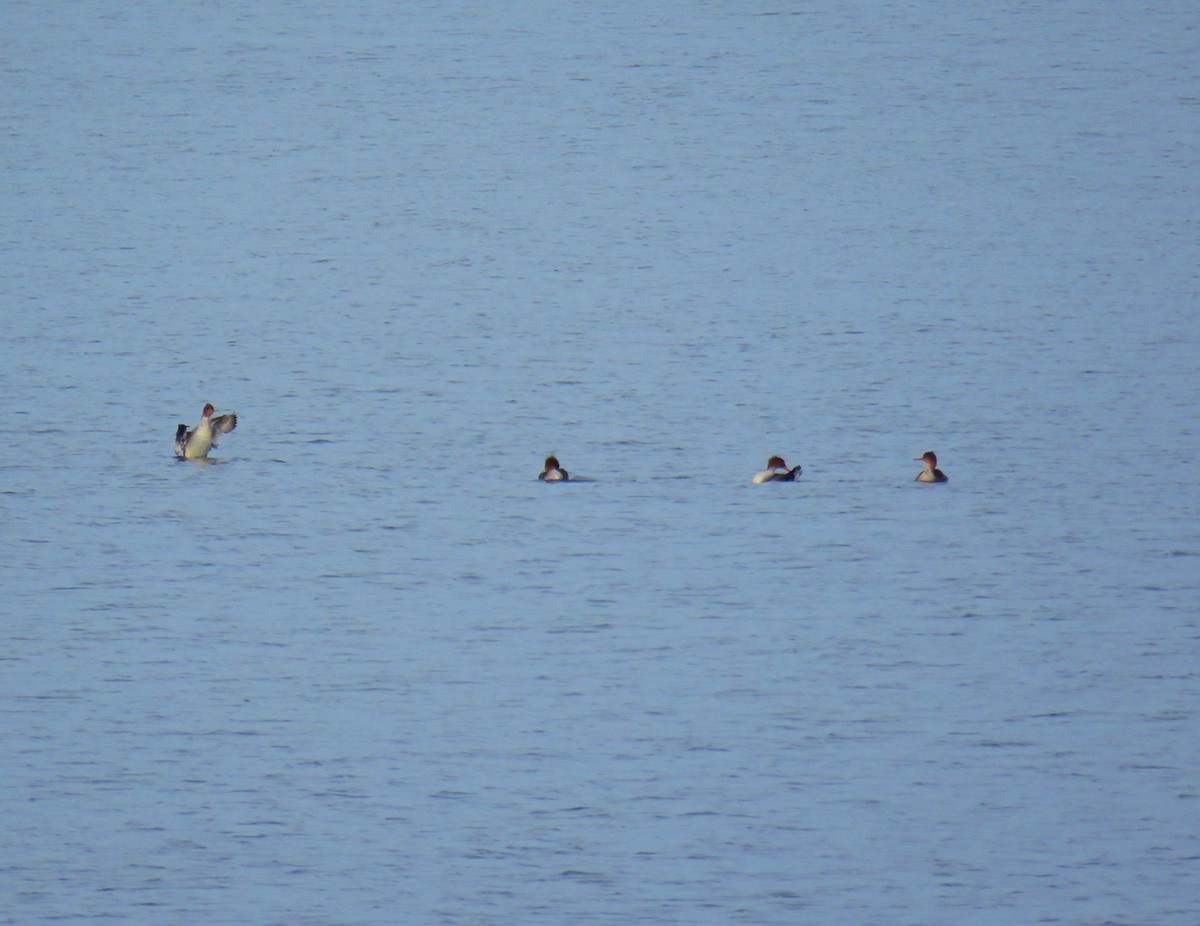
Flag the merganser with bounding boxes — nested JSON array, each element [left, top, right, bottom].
[[538, 455, 569, 481], [752, 455, 802, 484], [914, 451, 948, 483], [174, 403, 237, 460]]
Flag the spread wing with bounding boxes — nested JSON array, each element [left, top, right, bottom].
[[210, 413, 237, 444], [174, 423, 189, 456]]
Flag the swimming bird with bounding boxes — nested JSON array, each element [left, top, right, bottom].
[[752, 455, 802, 484], [538, 455, 569, 481], [914, 451, 948, 483], [174, 403, 237, 460]]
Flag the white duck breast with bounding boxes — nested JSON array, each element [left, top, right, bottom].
[[175, 403, 237, 459], [752, 456, 801, 484], [538, 455, 569, 481], [914, 451, 948, 483]]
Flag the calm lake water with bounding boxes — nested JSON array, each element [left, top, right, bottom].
[[3, 2, 1198, 924]]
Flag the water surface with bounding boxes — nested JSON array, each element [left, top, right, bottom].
[[2, 2, 1198, 924]]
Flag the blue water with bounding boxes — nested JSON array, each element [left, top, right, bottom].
[[3, 2, 1198, 924]]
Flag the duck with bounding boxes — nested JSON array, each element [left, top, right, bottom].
[[538, 455, 569, 481], [175, 403, 238, 460], [914, 450, 948, 483], [752, 455, 802, 484]]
